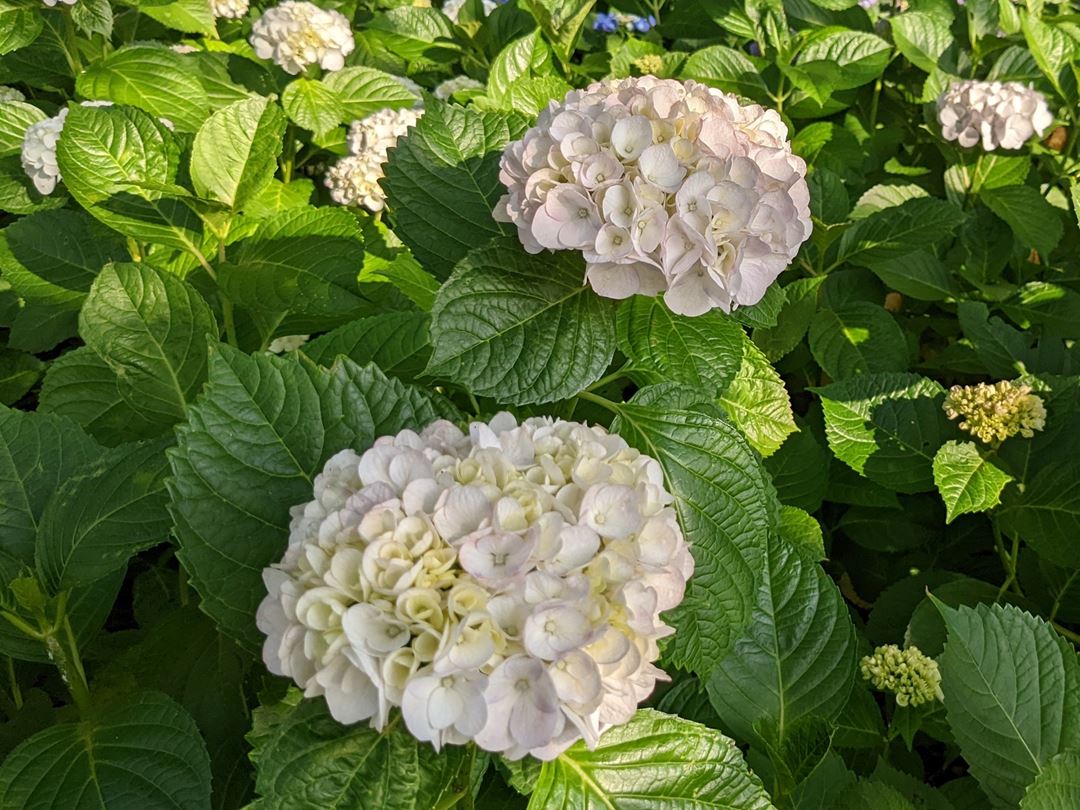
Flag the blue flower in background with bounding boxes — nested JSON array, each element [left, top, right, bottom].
[[593, 12, 620, 32], [629, 14, 656, 32], [747, 41, 761, 56]]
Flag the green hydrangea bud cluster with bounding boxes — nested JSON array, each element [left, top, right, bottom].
[[633, 54, 664, 75], [860, 644, 943, 707], [943, 380, 1046, 445]]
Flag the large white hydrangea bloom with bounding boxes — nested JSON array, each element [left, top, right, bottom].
[[21, 109, 68, 195], [257, 413, 693, 759], [211, 0, 249, 19], [937, 80, 1053, 151], [250, 1, 354, 75], [495, 76, 812, 316], [325, 106, 423, 210]]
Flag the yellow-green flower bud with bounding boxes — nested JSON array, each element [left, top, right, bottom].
[[633, 55, 664, 76], [943, 380, 1046, 445], [860, 644, 943, 707]]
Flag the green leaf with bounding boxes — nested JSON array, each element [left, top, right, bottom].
[[718, 334, 797, 457], [753, 276, 825, 362], [1022, 751, 1080, 809], [869, 251, 956, 302], [765, 415, 830, 513], [998, 461, 1080, 569], [835, 198, 964, 268], [356, 215, 438, 310], [0, 156, 65, 216], [891, 12, 954, 72], [0, 407, 100, 562], [1021, 12, 1075, 91], [280, 78, 342, 136], [938, 601, 1080, 807], [798, 29, 891, 90], [382, 101, 527, 280], [248, 691, 469, 809], [0, 691, 212, 810], [426, 239, 615, 405], [504, 75, 573, 116], [71, 0, 113, 38], [707, 536, 858, 748], [120, 606, 252, 810], [303, 311, 432, 380], [1002, 282, 1080, 338], [190, 96, 286, 209], [680, 45, 769, 98], [957, 301, 1033, 377], [809, 302, 908, 379], [138, 0, 217, 36], [519, 0, 596, 68], [837, 781, 918, 809], [56, 105, 205, 252], [616, 295, 744, 394], [0, 3, 41, 56], [981, 185, 1064, 259], [529, 709, 773, 809], [0, 349, 42, 405], [850, 183, 928, 219], [0, 209, 127, 319], [169, 347, 451, 650], [611, 406, 772, 676], [817, 372, 948, 493], [777, 505, 826, 560], [487, 30, 553, 105], [0, 101, 46, 157], [36, 437, 172, 591], [219, 206, 370, 336], [38, 346, 163, 445], [322, 66, 420, 120], [76, 45, 212, 132], [80, 262, 217, 427], [933, 441, 1012, 523]]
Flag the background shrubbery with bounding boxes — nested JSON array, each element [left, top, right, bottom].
[[0, 0, 1079, 806]]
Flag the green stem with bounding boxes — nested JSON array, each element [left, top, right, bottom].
[[576, 389, 622, 416], [5, 657, 21, 712], [994, 525, 1020, 601], [217, 238, 239, 347], [466, 391, 481, 416], [43, 616, 92, 717], [1049, 568, 1080, 623], [869, 75, 883, 130], [585, 368, 629, 393], [281, 124, 297, 183]]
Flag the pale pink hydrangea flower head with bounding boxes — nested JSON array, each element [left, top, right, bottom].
[[257, 414, 693, 759], [495, 76, 813, 316], [937, 79, 1054, 151]]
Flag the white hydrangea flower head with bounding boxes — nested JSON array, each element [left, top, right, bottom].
[[442, 0, 498, 22], [40, 0, 76, 6], [327, 107, 423, 210], [495, 77, 812, 316], [21, 109, 68, 195], [267, 334, 310, 354], [250, 1, 355, 75], [434, 75, 484, 101], [937, 80, 1053, 151], [257, 413, 693, 759], [0, 86, 25, 103], [211, 0, 250, 19]]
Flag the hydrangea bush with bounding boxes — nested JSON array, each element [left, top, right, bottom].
[[0, 0, 1078, 807]]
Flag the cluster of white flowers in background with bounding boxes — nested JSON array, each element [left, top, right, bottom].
[[258, 413, 692, 759], [267, 334, 310, 354], [0, 86, 25, 103], [21, 109, 69, 195], [937, 80, 1053, 151], [442, 0, 499, 22], [325, 106, 423, 210], [211, 0, 249, 19], [40, 0, 76, 6], [250, 1, 354, 74], [495, 76, 812, 316], [434, 75, 485, 101]]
